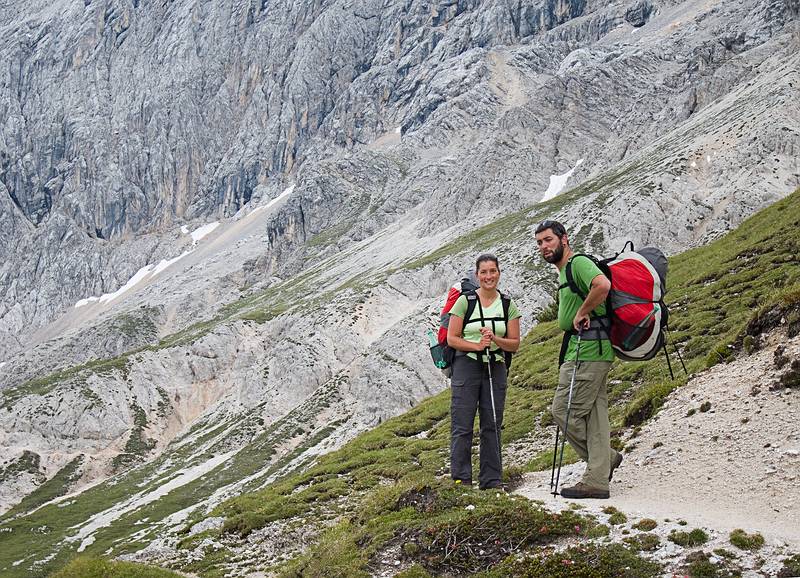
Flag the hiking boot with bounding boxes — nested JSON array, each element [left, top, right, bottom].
[[560, 482, 610, 499], [480, 482, 506, 492], [609, 452, 623, 481], [453, 478, 473, 487]]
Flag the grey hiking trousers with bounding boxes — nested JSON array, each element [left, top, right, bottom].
[[450, 355, 507, 489]]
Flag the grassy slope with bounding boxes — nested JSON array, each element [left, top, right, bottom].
[[169, 190, 800, 576]]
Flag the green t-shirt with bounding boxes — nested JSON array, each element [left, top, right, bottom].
[[450, 293, 521, 362], [558, 255, 614, 362]]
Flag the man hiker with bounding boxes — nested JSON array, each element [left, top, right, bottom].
[[535, 220, 623, 499]]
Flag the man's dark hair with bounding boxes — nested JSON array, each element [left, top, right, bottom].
[[475, 253, 499, 273], [535, 219, 567, 238]]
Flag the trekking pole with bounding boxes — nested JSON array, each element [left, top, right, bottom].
[[552, 329, 583, 497], [667, 327, 688, 374], [549, 415, 561, 492], [485, 347, 502, 484]]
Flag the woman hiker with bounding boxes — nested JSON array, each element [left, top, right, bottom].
[[446, 253, 521, 490]]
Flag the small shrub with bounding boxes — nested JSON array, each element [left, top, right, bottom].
[[407, 499, 588, 575], [729, 528, 765, 551], [608, 511, 628, 525], [633, 518, 658, 531], [700, 401, 712, 412], [587, 523, 611, 538], [687, 557, 719, 578], [669, 528, 709, 547], [624, 533, 660, 552], [683, 550, 742, 578], [778, 553, 800, 578], [488, 543, 661, 577], [687, 408, 697, 417]]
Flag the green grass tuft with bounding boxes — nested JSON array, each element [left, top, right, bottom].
[[729, 528, 765, 551], [778, 553, 800, 578], [669, 528, 709, 547], [633, 518, 658, 531]]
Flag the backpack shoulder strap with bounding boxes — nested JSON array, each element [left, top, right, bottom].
[[499, 292, 514, 369], [462, 290, 479, 326], [561, 254, 608, 301], [500, 292, 511, 323], [560, 254, 587, 300]]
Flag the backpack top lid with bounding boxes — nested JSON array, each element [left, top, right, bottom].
[[635, 247, 668, 294], [458, 274, 479, 294], [437, 273, 479, 344]]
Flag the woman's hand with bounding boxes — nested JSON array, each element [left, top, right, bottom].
[[476, 330, 492, 351]]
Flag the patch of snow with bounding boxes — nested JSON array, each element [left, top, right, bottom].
[[540, 159, 584, 203], [69, 451, 237, 552], [98, 264, 155, 305], [75, 296, 100, 307], [0, 361, 6, 370], [151, 251, 192, 277], [180, 225, 189, 235], [691, 161, 697, 168], [191, 222, 220, 244], [706, 154, 711, 163], [250, 184, 295, 215], [395, 126, 402, 134], [75, 251, 193, 308]]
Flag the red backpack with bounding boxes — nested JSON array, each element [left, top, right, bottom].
[[559, 243, 678, 372]]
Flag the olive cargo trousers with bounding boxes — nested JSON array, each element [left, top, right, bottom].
[[552, 360, 620, 491]]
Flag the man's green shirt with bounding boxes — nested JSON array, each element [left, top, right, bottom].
[[558, 255, 615, 362]]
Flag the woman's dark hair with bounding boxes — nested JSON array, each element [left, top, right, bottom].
[[534, 219, 567, 238], [475, 253, 499, 273]]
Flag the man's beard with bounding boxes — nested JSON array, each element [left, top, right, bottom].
[[543, 241, 565, 264]]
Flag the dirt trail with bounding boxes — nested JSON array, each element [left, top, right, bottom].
[[515, 330, 800, 571]]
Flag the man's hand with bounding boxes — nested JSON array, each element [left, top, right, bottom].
[[572, 313, 590, 332]]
